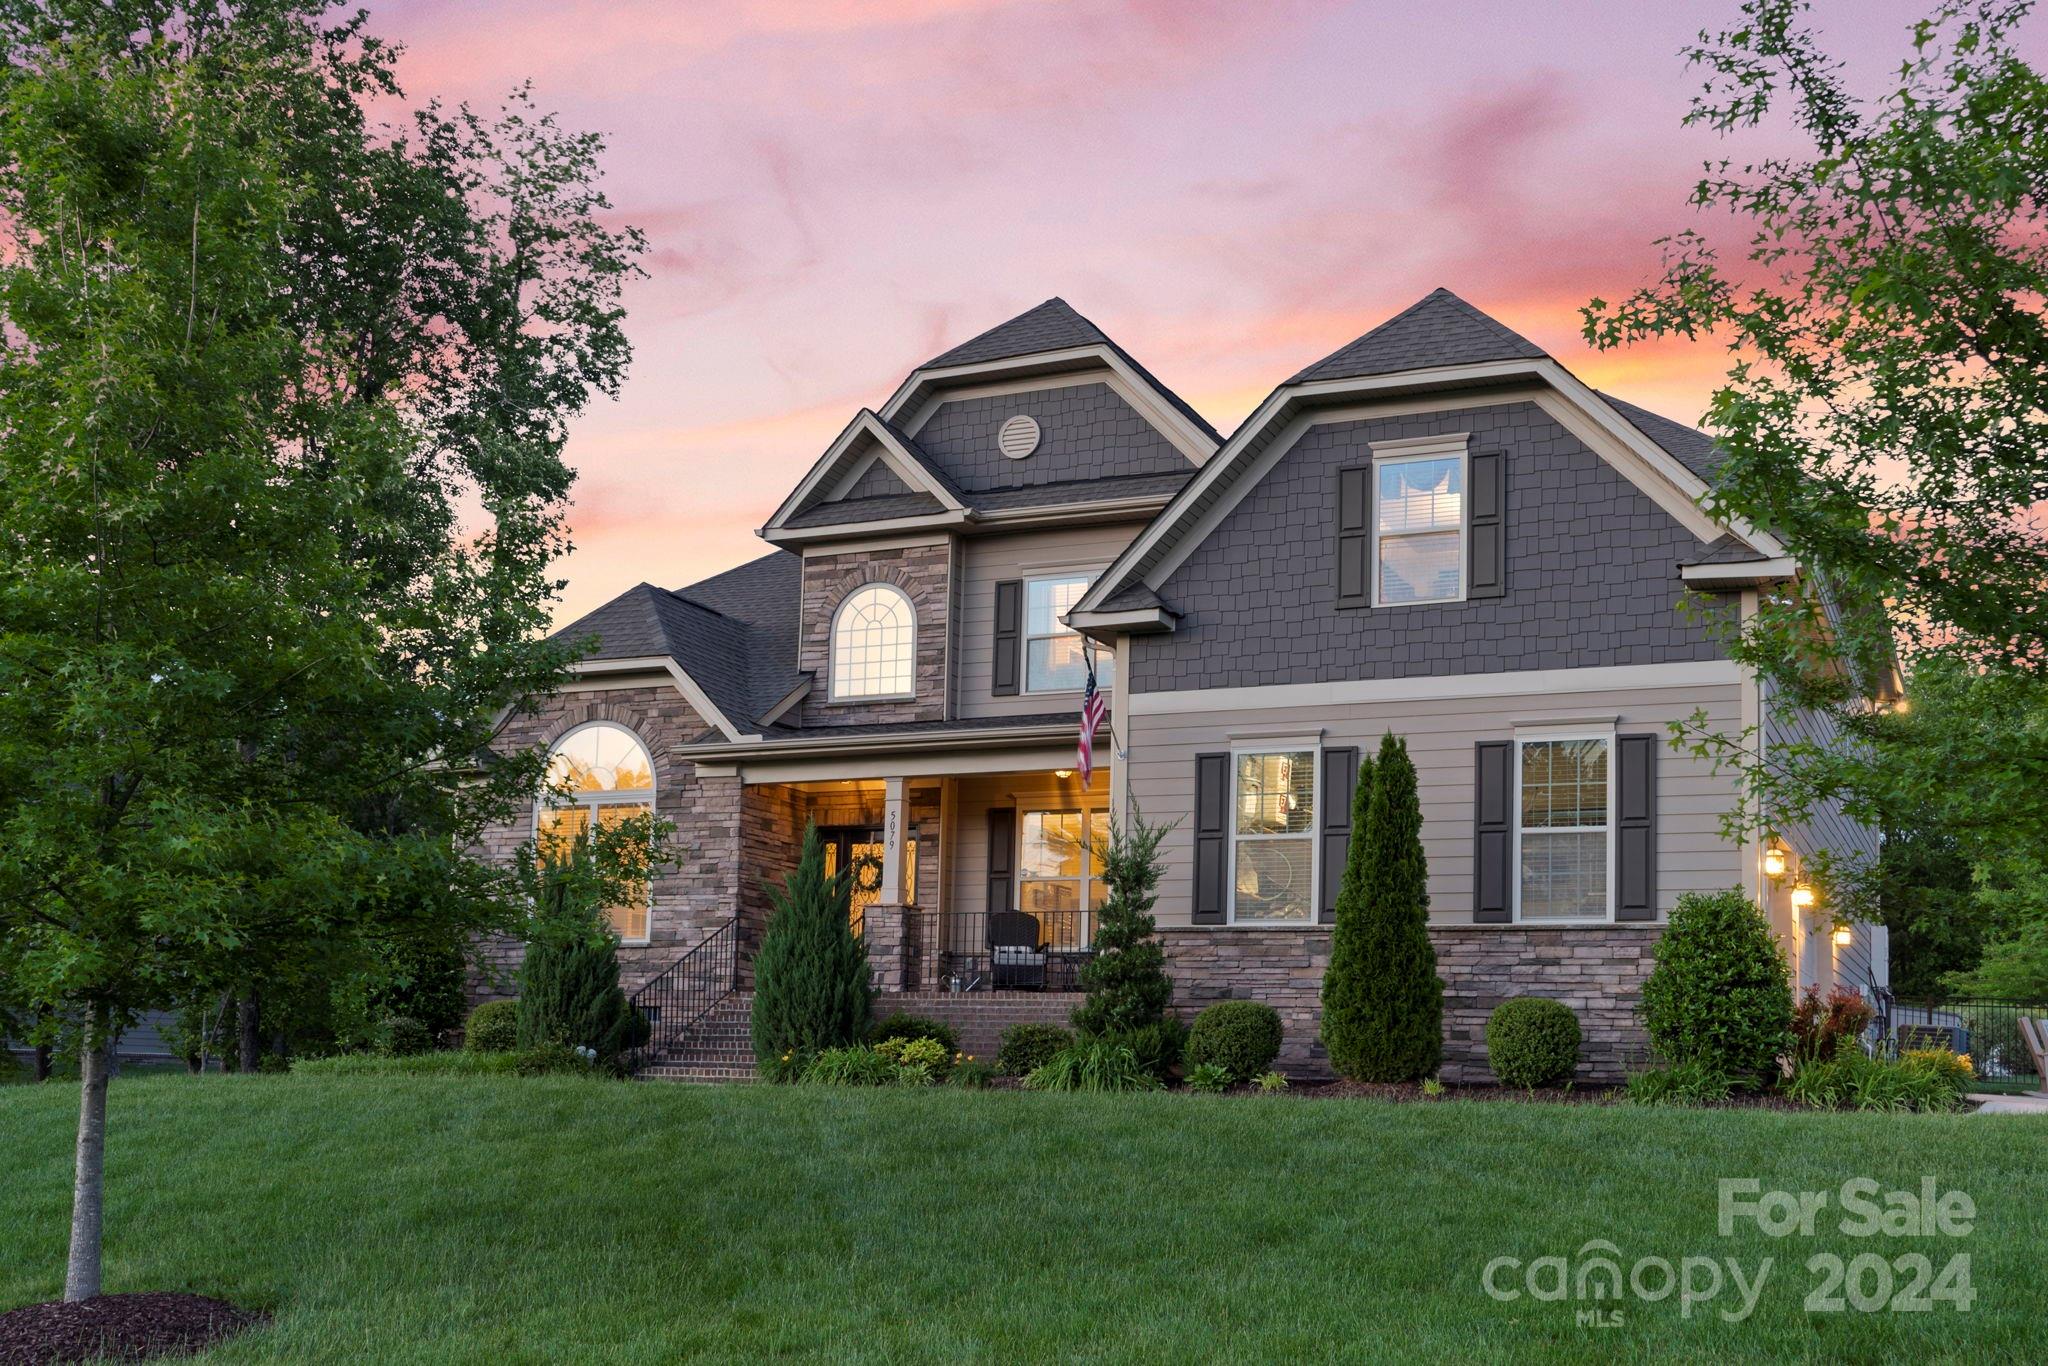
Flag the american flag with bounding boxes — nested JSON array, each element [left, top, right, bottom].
[[1077, 655, 1108, 783]]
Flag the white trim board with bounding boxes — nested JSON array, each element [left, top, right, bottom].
[[570, 655, 748, 743], [1126, 659, 1743, 716]]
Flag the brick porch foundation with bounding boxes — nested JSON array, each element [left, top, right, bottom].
[[874, 992, 1084, 1063]]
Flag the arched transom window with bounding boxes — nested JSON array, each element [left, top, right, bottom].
[[537, 722, 654, 942], [831, 583, 915, 700]]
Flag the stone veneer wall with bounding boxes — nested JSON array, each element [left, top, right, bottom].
[[470, 683, 743, 1000], [1161, 925, 1663, 1083], [797, 542, 950, 726]]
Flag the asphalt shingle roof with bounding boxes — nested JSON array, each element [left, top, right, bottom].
[[783, 491, 948, 527], [1289, 287, 1549, 385], [1601, 393, 1729, 484]]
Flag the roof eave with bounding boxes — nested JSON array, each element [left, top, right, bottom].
[[671, 721, 1083, 762], [1680, 558, 1798, 589]]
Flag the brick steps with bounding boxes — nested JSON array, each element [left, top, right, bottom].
[[639, 994, 758, 1081]]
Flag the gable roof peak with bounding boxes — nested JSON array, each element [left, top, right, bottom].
[[923, 296, 1112, 369], [1290, 287, 1550, 386]]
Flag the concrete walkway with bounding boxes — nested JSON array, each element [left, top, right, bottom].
[[1968, 1092, 2048, 1114]]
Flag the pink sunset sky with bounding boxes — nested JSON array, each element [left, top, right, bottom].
[[365, 0, 2023, 623]]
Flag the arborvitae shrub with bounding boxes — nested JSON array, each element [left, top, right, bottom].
[[751, 824, 874, 1075], [1320, 733, 1443, 1082], [1072, 816, 1175, 1036]]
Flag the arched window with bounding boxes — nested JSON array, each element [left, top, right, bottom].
[[536, 722, 655, 943], [831, 583, 915, 700]]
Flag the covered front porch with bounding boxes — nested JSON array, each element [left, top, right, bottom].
[[693, 719, 1113, 997]]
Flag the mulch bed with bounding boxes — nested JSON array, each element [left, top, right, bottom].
[[0, 1293, 263, 1366]]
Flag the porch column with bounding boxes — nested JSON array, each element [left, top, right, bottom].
[[880, 776, 908, 906]]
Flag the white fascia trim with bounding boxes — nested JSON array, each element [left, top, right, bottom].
[[697, 742, 1085, 785], [1127, 659, 1744, 716], [1068, 607, 1175, 635], [762, 510, 972, 545], [881, 346, 1220, 464], [763, 410, 967, 532], [1681, 558, 1798, 588], [569, 655, 749, 743], [972, 495, 1175, 524], [673, 722, 1076, 760]]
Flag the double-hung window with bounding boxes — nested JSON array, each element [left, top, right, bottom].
[[1016, 809, 1108, 946], [1515, 734, 1613, 922], [1024, 573, 1113, 693], [1230, 749, 1317, 923], [1374, 442, 1467, 606]]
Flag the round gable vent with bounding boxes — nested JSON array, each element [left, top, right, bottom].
[[997, 414, 1041, 460]]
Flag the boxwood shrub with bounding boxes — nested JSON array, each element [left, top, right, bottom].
[[1185, 1001, 1282, 1081], [464, 1000, 520, 1054], [1484, 997, 1580, 1088], [996, 1023, 1072, 1077], [870, 1012, 959, 1054]]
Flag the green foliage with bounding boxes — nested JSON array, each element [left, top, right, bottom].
[[1421, 1077, 1445, 1098], [1254, 1071, 1290, 1094], [1185, 1001, 1283, 1082], [801, 1046, 903, 1087], [378, 1016, 433, 1058], [751, 825, 874, 1077], [874, 1035, 950, 1083], [947, 1060, 999, 1090], [996, 1023, 1073, 1077], [1320, 734, 1442, 1082], [1090, 1017, 1185, 1083], [1955, 1007, 2025, 1078], [1071, 814, 1176, 1036], [1624, 1061, 1736, 1108], [870, 1013, 958, 1054], [1785, 1050, 1969, 1113], [1484, 999, 1582, 1089], [1791, 985, 1875, 1064], [1185, 1063, 1232, 1094], [371, 939, 471, 1041], [511, 1043, 602, 1079], [292, 1050, 520, 1079], [515, 852, 651, 1067], [464, 1001, 520, 1054], [1874, 822, 1989, 998], [1584, 3, 2048, 965], [1022, 1039, 1162, 1093], [1640, 890, 1793, 1084]]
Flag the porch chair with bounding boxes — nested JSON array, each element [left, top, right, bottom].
[[987, 910, 1047, 991], [2019, 1017, 2048, 1099]]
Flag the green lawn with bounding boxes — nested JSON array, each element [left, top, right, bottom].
[[3, 1075, 2043, 1362]]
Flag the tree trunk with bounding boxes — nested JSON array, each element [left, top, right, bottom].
[[237, 992, 260, 1073], [64, 1015, 111, 1302], [33, 1043, 51, 1082]]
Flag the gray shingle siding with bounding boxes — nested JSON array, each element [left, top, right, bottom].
[[1130, 401, 1732, 692], [840, 458, 915, 501], [914, 382, 1191, 493]]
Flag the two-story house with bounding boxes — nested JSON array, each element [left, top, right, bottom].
[[475, 289, 1886, 1081]]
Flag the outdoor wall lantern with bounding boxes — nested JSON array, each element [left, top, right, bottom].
[[1831, 925, 1854, 947], [1790, 883, 1817, 912], [1762, 843, 1789, 881]]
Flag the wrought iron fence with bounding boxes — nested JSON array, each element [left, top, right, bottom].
[[627, 917, 737, 1069], [1874, 996, 2043, 1085], [861, 908, 1097, 993]]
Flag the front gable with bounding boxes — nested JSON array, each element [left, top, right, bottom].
[[906, 380, 1194, 494]]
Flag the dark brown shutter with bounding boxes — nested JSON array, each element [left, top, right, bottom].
[[986, 808, 1015, 915], [992, 579, 1022, 696], [1468, 451, 1506, 599], [1336, 465, 1372, 608], [1473, 740, 1512, 923], [1193, 753, 1229, 925], [1615, 733, 1657, 921], [1318, 747, 1361, 924]]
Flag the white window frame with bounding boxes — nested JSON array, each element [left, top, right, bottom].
[[829, 581, 917, 702], [1226, 741, 1322, 926], [1510, 726, 1617, 926], [1370, 436, 1469, 608], [534, 720, 657, 946], [1013, 807, 1108, 944], [1022, 570, 1112, 696]]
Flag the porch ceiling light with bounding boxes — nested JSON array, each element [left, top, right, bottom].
[[1831, 924, 1854, 947], [1790, 883, 1817, 911], [1762, 843, 1789, 881], [1055, 769, 1074, 779]]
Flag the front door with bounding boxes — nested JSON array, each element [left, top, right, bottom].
[[819, 826, 915, 933]]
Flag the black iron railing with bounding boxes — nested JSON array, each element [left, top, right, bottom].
[[628, 918, 738, 1069], [1876, 996, 2044, 1086], [875, 908, 1097, 993]]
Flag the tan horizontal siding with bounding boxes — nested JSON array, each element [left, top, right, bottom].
[[1125, 679, 1746, 927], [954, 524, 1146, 719]]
